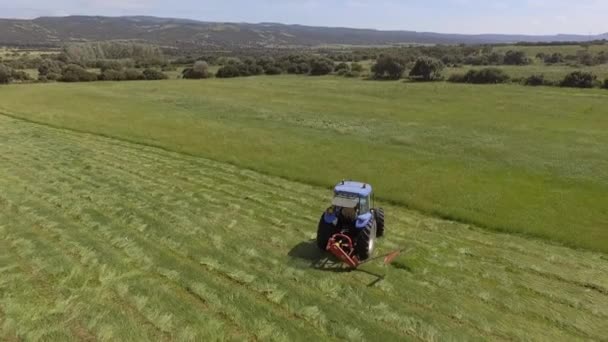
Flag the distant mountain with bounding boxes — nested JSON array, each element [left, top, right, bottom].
[[0, 15, 606, 48]]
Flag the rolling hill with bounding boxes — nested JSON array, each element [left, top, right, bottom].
[[0, 15, 607, 48]]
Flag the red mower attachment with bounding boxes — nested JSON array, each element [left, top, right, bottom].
[[326, 233, 403, 269], [326, 233, 360, 268]]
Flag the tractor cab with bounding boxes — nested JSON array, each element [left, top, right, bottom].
[[324, 181, 374, 230], [317, 180, 386, 266]]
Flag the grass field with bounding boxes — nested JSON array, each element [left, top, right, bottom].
[[1, 114, 607, 340], [493, 44, 608, 56], [0, 77, 607, 253], [447, 64, 608, 82]]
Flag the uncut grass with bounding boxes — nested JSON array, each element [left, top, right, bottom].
[[1, 117, 608, 340], [1, 78, 607, 253]]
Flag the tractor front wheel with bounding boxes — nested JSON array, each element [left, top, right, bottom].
[[355, 220, 377, 261], [374, 208, 385, 237], [316, 216, 335, 250]]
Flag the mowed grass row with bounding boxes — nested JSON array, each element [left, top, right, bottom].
[[1, 116, 607, 341], [0, 77, 607, 252]]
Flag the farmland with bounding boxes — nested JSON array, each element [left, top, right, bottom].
[[1, 77, 607, 253], [1, 113, 607, 340]]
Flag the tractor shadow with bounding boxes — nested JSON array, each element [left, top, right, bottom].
[[288, 240, 386, 286]]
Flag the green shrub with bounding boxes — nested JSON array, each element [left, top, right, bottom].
[[309, 57, 334, 76], [409, 57, 444, 81], [603, 79, 608, 89], [334, 62, 350, 73], [504, 50, 531, 65], [182, 61, 211, 79], [264, 66, 282, 75], [100, 69, 126, 81], [216, 64, 241, 78], [351, 62, 364, 73], [524, 74, 548, 86], [448, 68, 510, 84], [560, 71, 597, 88], [142, 69, 168, 80], [0, 64, 13, 84], [371, 56, 405, 80], [124, 69, 145, 80], [10, 69, 31, 82], [60, 64, 98, 82], [447, 73, 466, 83]]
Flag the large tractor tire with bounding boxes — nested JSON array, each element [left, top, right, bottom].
[[355, 220, 377, 261], [316, 216, 335, 250], [374, 208, 385, 238]]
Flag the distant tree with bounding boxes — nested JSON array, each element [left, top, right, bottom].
[[576, 51, 595, 66], [371, 56, 405, 80], [448, 68, 510, 84], [142, 68, 168, 80], [560, 71, 597, 88], [409, 57, 444, 81], [524, 74, 548, 86], [603, 79, 608, 89], [182, 61, 211, 79], [334, 62, 350, 73], [0, 64, 13, 84], [264, 66, 283, 75], [38, 59, 64, 79], [60, 64, 98, 82], [309, 57, 334, 76], [124, 68, 145, 81], [487, 52, 504, 65], [10, 69, 31, 82], [503, 50, 531, 65], [595, 51, 608, 65], [100, 69, 126, 81], [543, 53, 564, 64], [216, 64, 241, 78], [350, 62, 364, 73]]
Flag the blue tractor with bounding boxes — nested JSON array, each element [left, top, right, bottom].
[[317, 181, 385, 268]]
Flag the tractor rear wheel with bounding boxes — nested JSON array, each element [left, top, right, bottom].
[[374, 208, 385, 237], [355, 220, 376, 260], [316, 216, 335, 250]]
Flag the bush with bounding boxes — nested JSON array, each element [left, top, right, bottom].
[[409, 57, 444, 81], [504, 50, 531, 65], [38, 59, 64, 78], [560, 71, 597, 88], [351, 62, 364, 73], [447, 73, 466, 83], [603, 79, 608, 89], [448, 68, 510, 84], [334, 62, 350, 73], [264, 66, 283, 75], [216, 64, 241, 78], [124, 68, 145, 81], [309, 57, 334, 76], [543, 53, 564, 64], [371, 56, 405, 80], [524, 74, 548, 86], [142, 69, 168, 80], [11, 70, 31, 82], [59, 64, 98, 82], [183, 61, 211, 79], [100, 69, 126, 81], [0, 64, 13, 84]]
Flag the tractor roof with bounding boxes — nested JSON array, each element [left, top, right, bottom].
[[334, 181, 372, 197]]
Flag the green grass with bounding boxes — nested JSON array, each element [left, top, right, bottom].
[[1, 115, 607, 340], [493, 44, 608, 56], [447, 64, 608, 82], [0, 77, 607, 254]]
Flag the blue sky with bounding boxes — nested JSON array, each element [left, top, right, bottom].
[[0, 0, 606, 35]]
